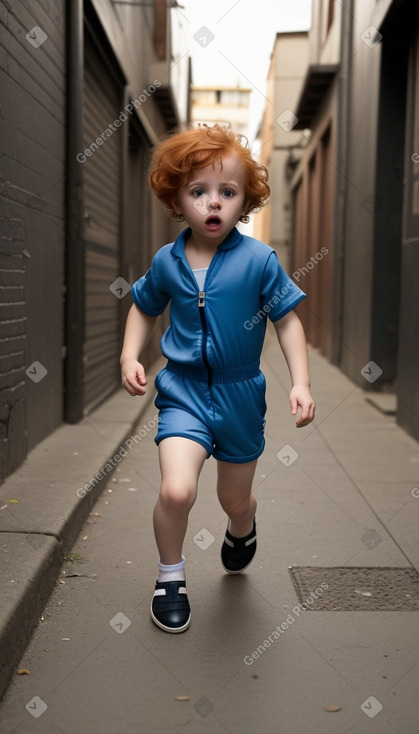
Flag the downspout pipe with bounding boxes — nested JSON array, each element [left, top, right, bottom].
[[331, 0, 353, 364], [64, 0, 85, 422]]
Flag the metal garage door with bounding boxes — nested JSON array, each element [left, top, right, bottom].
[[82, 35, 122, 413]]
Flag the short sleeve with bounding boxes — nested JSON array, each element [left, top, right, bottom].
[[131, 258, 170, 316], [260, 251, 306, 322]]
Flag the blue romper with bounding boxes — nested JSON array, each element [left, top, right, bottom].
[[131, 227, 305, 463]]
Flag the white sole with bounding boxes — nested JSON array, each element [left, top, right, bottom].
[[221, 557, 255, 575], [150, 603, 191, 633]]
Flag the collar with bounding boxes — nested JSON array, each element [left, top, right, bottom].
[[170, 226, 242, 259]]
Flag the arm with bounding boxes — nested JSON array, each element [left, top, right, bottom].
[[120, 304, 156, 396], [273, 310, 315, 427]]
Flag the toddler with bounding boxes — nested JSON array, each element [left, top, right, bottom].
[[120, 124, 315, 633]]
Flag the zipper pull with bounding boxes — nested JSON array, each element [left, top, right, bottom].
[[198, 291, 205, 307]]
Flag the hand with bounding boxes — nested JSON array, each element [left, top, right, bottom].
[[121, 360, 147, 396], [289, 385, 315, 427]]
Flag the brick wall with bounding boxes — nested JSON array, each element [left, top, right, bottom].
[[0, 1, 66, 481]]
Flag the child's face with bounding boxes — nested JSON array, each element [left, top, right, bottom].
[[172, 150, 247, 245]]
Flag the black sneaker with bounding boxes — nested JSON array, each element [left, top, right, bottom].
[[221, 518, 257, 574], [150, 580, 191, 633]]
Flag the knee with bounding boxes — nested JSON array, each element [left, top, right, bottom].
[[159, 480, 196, 515], [220, 494, 257, 519]]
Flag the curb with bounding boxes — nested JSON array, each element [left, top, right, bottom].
[[0, 370, 160, 700]]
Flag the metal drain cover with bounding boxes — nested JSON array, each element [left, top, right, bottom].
[[288, 567, 419, 611]]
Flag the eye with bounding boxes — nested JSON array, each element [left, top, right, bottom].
[[192, 188, 205, 198], [222, 189, 235, 198]]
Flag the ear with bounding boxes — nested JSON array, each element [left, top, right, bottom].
[[171, 196, 183, 216]]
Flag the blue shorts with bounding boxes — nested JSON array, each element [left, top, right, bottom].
[[154, 364, 267, 463]]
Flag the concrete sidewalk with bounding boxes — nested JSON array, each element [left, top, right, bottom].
[[0, 358, 164, 699], [0, 327, 419, 733]]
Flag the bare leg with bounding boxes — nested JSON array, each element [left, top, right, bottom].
[[216, 459, 258, 537], [153, 437, 207, 565]]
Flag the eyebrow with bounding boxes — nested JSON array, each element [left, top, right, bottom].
[[186, 180, 240, 189]]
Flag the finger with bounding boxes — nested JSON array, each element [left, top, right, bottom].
[[290, 395, 298, 416], [296, 403, 315, 427], [123, 376, 146, 396], [134, 365, 147, 386]]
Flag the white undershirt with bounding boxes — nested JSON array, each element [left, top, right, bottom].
[[192, 267, 208, 291]]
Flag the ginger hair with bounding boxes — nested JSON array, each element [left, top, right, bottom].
[[148, 124, 270, 221]]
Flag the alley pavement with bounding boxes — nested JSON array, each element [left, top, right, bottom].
[[0, 325, 419, 733]]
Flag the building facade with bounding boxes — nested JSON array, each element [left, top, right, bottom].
[[253, 32, 309, 272], [260, 0, 419, 442], [190, 85, 251, 136], [0, 0, 190, 482]]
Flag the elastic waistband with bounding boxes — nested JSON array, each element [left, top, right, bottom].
[[166, 360, 260, 385]]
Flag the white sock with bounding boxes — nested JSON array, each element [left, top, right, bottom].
[[157, 555, 186, 583]]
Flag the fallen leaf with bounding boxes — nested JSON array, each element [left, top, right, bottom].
[[8, 499, 19, 504], [64, 552, 82, 562], [16, 669, 30, 675], [90, 512, 101, 517], [354, 589, 372, 597], [174, 695, 190, 702], [323, 705, 342, 712], [83, 535, 88, 540]]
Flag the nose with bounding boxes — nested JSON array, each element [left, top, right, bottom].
[[208, 193, 221, 210]]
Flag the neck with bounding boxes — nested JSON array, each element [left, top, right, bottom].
[[186, 233, 221, 251], [186, 226, 236, 251]]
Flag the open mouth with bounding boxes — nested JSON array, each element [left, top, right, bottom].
[[205, 216, 221, 226]]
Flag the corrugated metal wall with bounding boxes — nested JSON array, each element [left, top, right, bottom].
[[82, 34, 121, 413]]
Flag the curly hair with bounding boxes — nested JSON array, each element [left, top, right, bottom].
[[148, 124, 270, 222]]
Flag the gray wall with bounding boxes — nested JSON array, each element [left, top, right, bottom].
[[338, 0, 383, 381], [338, 0, 419, 441], [0, 1, 66, 478]]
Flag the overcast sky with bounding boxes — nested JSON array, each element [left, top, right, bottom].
[[174, 0, 312, 139]]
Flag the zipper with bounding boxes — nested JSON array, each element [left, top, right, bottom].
[[198, 290, 212, 386]]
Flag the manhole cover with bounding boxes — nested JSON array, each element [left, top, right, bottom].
[[289, 567, 419, 611]]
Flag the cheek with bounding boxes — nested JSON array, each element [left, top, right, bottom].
[[236, 195, 247, 211]]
